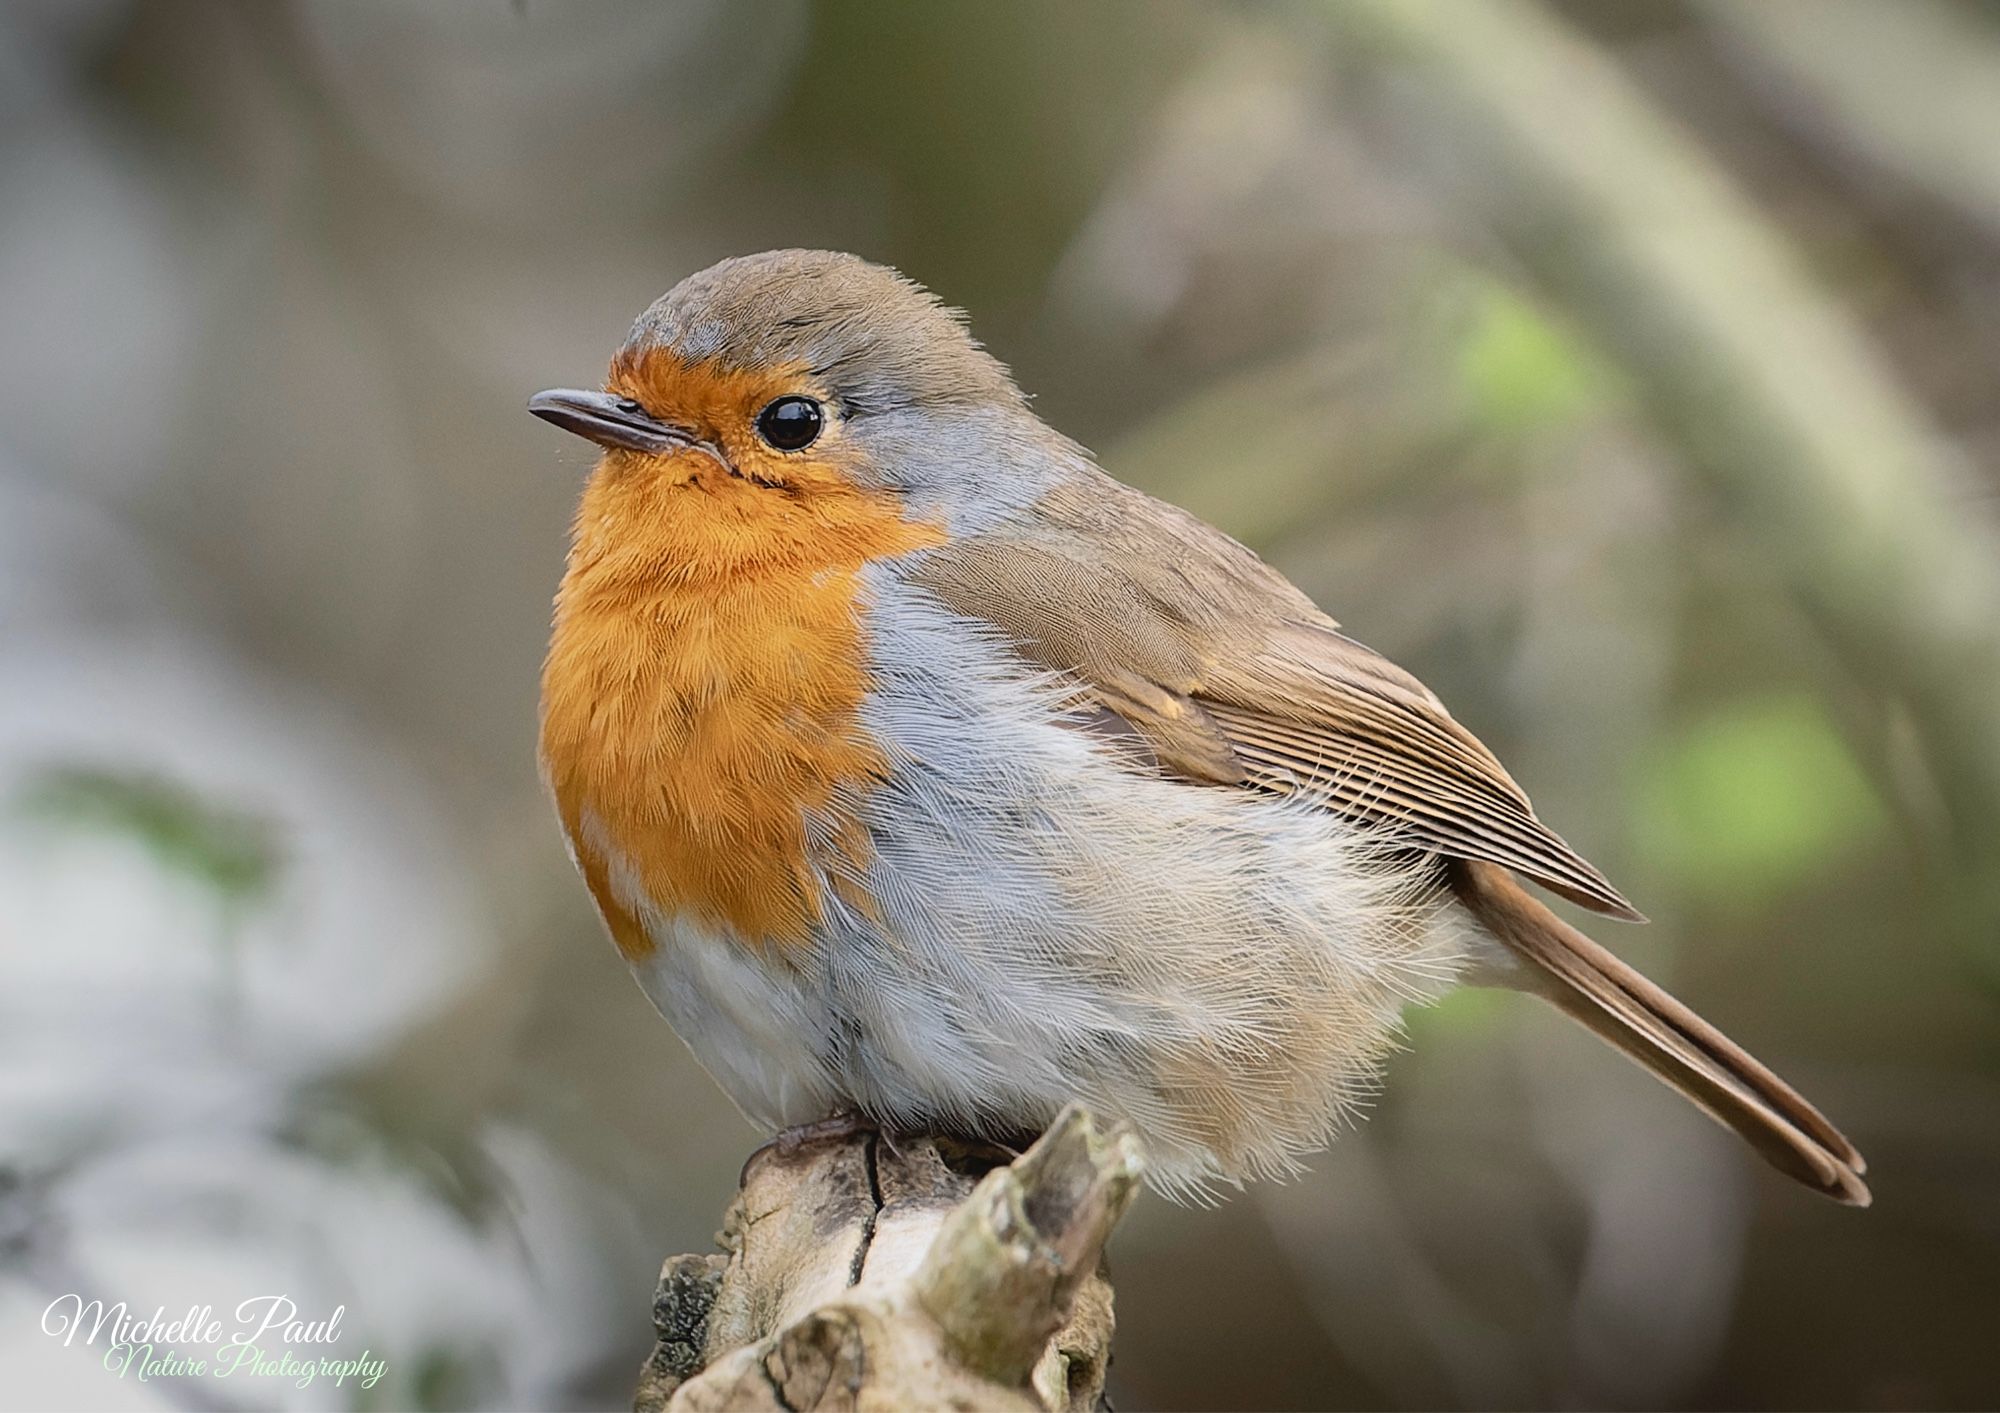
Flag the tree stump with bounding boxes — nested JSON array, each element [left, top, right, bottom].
[[633, 1105, 1142, 1413]]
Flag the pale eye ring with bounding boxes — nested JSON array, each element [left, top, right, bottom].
[[755, 396, 824, 451]]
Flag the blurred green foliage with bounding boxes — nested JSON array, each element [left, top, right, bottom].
[[1636, 694, 1888, 909], [1453, 275, 1609, 436], [11, 763, 283, 910]]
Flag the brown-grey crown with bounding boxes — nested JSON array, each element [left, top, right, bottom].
[[620, 250, 1024, 415]]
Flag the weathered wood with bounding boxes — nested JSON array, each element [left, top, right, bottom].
[[634, 1106, 1140, 1413]]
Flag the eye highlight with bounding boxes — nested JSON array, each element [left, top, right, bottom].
[[755, 396, 824, 452]]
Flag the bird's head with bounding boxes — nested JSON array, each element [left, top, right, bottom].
[[532, 250, 1066, 560]]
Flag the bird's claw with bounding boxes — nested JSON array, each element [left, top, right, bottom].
[[739, 1110, 880, 1187]]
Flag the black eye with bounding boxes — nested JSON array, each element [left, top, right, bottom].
[[755, 396, 824, 451]]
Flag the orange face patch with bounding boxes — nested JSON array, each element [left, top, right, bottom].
[[540, 351, 943, 961]]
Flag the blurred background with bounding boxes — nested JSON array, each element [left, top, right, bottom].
[[3, 1, 1997, 1408]]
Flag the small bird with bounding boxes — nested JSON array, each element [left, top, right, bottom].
[[531, 249, 1867, 1204]]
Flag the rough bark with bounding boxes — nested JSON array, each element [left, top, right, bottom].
[[633, 1105, 1141, 1413]]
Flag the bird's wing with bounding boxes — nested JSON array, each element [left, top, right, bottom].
[[910, 469, 1641, 920]]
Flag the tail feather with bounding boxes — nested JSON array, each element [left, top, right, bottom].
[[1450, 859, 1869, 1206]]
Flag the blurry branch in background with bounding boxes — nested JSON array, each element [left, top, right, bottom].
[[634, 1108, 1137, 1413], [1109, 341, 1464, 546], [1696, 0, 2000, 240], [1324, 0, 2000, 947]]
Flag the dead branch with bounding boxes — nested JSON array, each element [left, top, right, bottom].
[[633, 1105, 1142, 1413]]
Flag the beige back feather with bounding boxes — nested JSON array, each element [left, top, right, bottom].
[[910, 461, 1868, 1202], [913, 468, 1641, 919]]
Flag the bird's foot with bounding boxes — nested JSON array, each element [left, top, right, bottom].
[[738, 1115, 1049, 1187], [740, 1110, 879, 1187]]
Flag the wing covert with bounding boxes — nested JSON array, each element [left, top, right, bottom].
[[909, 470, 1641, 921]]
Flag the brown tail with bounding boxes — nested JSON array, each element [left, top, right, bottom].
[[1450, 859, 1869, 1206]]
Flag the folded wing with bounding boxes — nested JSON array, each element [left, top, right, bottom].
[[912, 471, 1640, 919]]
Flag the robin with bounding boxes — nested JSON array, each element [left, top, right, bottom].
[[530, 249, 1867, 1205]]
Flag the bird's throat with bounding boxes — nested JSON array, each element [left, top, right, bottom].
[[540, 464, 942, 960]]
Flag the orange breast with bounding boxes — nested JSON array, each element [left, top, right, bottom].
[[540, 448, 942, 962]]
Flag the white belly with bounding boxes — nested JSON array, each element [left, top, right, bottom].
[[613, 570, 1469, 1196]]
